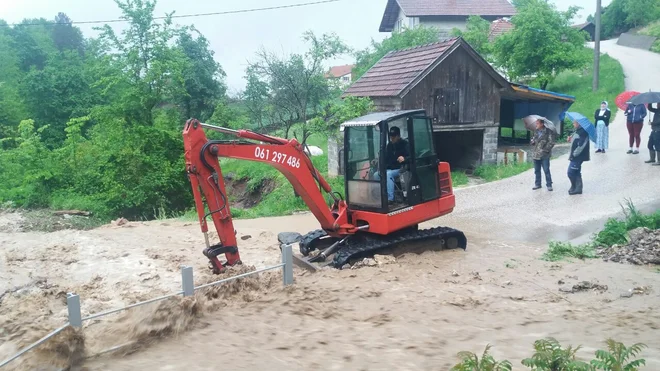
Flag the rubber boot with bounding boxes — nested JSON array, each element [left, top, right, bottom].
[[654, 151, 660, 166], [571, 176, 583, 195], [567, 176, 576, 195], [645, 149, 656, 163]]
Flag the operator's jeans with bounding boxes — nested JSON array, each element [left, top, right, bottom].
[[533, 157, 552, 187], [373, 168, 400, 201]]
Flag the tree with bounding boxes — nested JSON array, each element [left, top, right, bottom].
[[353, 25, 440, 80], [247, 30, 349, 141], [624, 0, 660, 28], [175, 27, 226, 121], [95, 0, 188, 126], [451, 16, 492, 60], [492, 0, 591, 89], [52, 13, 84, 55]]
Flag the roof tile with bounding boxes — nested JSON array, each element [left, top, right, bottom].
[[343, 38, 459, 97], [399, 0, 517, 17]]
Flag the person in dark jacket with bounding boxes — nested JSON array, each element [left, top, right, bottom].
[[645, 103, 660, 165], [373, 125, 410, 203], [594, 101, 611, 153], [568, 121, 590, 195], [624, 102, 647, 154]]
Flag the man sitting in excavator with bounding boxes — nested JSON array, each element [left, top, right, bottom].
[[372, 125, 410, 205]]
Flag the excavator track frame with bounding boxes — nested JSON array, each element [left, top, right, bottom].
[[293, 225, 467, 270]]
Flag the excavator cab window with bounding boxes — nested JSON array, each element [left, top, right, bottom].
[[343, 110, 441, 214], [345, 125, 382, 209]]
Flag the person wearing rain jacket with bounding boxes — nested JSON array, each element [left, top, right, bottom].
[[645, 103, 660, 165], [624, 102, 647, 154], [568, 121, 590, 195], [530, 119, 557, 191]]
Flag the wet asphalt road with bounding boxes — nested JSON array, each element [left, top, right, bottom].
[[430, 39, 660, 244]]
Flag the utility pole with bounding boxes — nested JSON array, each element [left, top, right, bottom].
[[592, 0, 602, 91]]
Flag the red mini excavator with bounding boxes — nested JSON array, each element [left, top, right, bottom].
[[183, 109, 466, 274]]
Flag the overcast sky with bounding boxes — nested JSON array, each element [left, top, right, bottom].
[[0, 0, 606, 94]]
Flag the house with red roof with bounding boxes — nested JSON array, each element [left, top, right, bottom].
[[379, 0, 517, 37], [325, 64, 355, 88]]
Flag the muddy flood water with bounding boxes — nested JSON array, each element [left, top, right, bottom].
[[1, 210, 659, 370]]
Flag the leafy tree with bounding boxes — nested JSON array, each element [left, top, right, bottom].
[[492, 0, 591, 89], [308, 96, 375, 139], [601, 0, 630, 38], [95, 0, 188, 126], [624, 0, 660, 28], [353, 25, 440, 80], [52, 13, 84, 55], [247, 30, 349, 141], [590, 339, 646, 370], [176, 26, 226, 121], [451, 15, 492, 58], [241, 65, 270, 130], [521, 337, 592, 370], [451, 344, 513, 371]]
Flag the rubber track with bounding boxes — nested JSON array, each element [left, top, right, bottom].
[[298, 229, 329, 256], [331, 226, 467, 268]]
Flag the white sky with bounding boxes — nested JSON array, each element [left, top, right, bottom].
[[0, 0, 605, 94]]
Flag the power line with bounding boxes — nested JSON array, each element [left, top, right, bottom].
[[2, 0, 341, 27]]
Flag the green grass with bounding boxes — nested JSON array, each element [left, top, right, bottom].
[[542, 241, 597, 262], [638, 21, 660, 53], [472, 161, 533, 182], [451, 171, 469, 187], [546, 54, 625, 126], [543, 199, 660, 262], [593, 199, 660, 247]]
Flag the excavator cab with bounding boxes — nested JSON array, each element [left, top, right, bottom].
[[341, 109, 440, 213]]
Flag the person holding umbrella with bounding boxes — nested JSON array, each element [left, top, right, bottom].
[[524, 116, 557, 191], [646, 103, 660, 165], [565, 112, 595, 195], [594, 101, 611, 153]]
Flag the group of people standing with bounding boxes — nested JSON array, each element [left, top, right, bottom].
[[530, 99, 660, 195], [593, 100, 660, 163]]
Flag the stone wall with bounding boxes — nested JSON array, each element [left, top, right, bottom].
[[482, 127, 499, 164]]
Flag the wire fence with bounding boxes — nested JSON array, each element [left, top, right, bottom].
[[0, 244, 295, 369]]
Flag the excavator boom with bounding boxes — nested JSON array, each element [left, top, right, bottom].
[[183, 119, 354, 273]]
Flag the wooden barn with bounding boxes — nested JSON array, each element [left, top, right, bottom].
[[339, 37, 509, 170], [573, 21, 596, 42]]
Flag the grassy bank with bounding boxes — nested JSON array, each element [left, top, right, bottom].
[[543, 200, 660, 262], [639, 21, 660, 53], [547, 53, 625, 136]]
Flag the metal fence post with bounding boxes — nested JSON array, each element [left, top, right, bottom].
[[282, 244, 294, 286], [181, 266, 194, 297], [67, 293, 82, 328]]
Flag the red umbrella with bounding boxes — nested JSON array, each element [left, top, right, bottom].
[[615, 91, 640, 110]]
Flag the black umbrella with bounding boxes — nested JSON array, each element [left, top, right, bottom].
[[629, 91, 660, 105]]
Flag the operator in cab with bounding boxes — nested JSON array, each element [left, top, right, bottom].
[[373, 126, 410, 204]]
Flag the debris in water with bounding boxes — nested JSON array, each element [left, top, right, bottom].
[[451, 270, 459, 277], [470, 271, 482, 280], [374, 254, 396, 266], [596, 228, 660, 265], [352, 258, 378, 269], [562, 281, 608, 294], [113, 218, 129, 226], [620, 286, 652, 298], [241, 235, 252, 241]]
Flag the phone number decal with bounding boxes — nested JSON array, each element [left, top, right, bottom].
[[254, 146, 301, 168]]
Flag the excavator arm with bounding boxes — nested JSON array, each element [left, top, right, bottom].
[[183, 118, 354, 274]]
